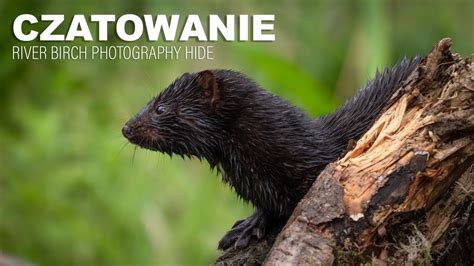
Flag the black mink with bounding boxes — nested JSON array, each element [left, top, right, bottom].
[[122, 56, 421, 250]]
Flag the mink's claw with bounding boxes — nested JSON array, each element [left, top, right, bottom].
[[218, 210, 267, 250]]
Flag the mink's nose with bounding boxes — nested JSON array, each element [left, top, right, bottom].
[[122, 124, 132, 139]]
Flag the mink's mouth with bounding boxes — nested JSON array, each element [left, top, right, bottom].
[[122, 125, 163, 151], [125, 135, 162, 152]]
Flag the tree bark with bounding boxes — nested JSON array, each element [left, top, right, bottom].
[[216, 38, 473, 265]]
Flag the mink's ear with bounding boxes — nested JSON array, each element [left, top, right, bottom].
[[197, 70, 219, 109]]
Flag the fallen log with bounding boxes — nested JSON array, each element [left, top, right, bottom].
[[216, 38, 473, 265]]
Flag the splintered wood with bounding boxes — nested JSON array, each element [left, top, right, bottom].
[[264, 38, 473, 265], [337, 94, 435, 217]]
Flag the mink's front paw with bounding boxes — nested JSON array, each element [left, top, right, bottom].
[[218, 210, 267, 250]]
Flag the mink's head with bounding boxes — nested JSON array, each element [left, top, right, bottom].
[[122, 70, 228, 158]]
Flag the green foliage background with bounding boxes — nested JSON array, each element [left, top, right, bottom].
[[0, 1, 472, 265]]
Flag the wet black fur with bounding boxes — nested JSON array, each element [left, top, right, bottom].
[[123, 56, 422, 224]]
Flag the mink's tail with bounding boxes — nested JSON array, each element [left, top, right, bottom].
[[314, 56, 422, 155]]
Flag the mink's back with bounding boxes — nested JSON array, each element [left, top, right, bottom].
[[314, 56, 422, 157]]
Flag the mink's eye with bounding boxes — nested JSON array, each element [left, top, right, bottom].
[[156, 105, 166, 115]]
